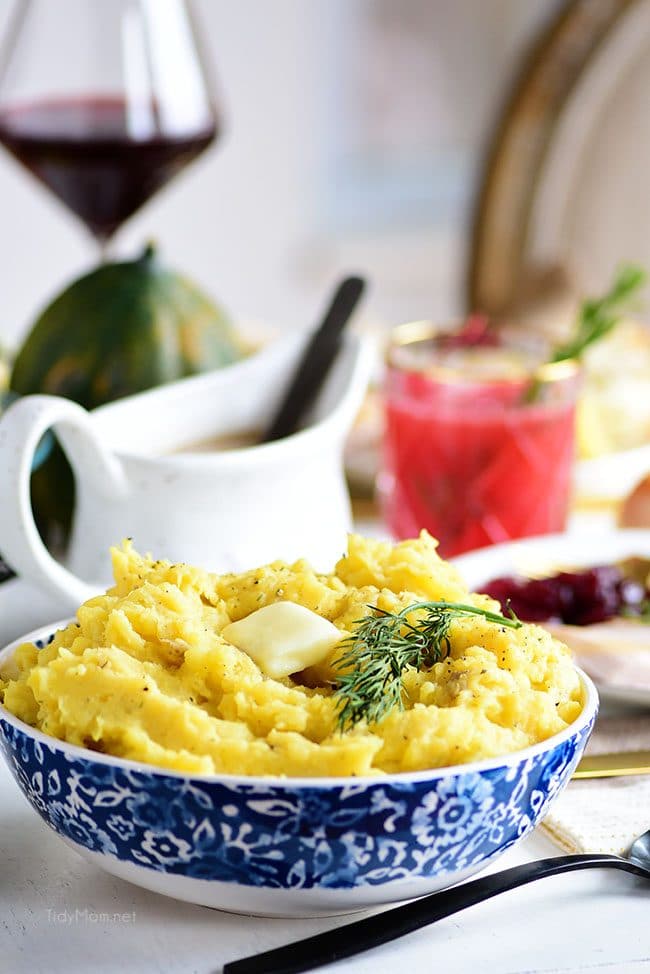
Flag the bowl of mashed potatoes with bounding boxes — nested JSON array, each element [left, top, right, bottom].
[[0, 533, 597, 916]]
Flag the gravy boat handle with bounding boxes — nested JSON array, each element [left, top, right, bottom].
[[0, 395, 127, 608]]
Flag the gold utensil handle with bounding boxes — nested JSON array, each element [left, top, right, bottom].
[[573, 750, 650, 779]]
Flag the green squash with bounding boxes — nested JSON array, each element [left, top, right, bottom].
[[11, 243, 242, 409], [0, 346, 9, 394], [11, 244, 243, 536]]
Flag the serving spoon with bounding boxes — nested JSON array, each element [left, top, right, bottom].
[[223, 829, 650, 974], [262, 275, 366, 443]]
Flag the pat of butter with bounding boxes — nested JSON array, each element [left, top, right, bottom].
[[222, 602, 343, 679]]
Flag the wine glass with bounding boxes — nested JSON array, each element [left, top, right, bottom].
[[0, 0, 219, 253]]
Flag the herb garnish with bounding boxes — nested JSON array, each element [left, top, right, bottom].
[[523, 264, 646, 403], [621, 599, 650, 624], [333, 601, 522, 731], [550, 264, 646, 363]]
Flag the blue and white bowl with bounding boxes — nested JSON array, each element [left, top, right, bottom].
[[0, 622, 598, 916]]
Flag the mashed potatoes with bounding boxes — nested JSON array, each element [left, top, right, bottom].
[[0, 533, 583, 777]]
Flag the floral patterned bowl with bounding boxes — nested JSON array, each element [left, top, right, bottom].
[[0, 623, 597, 917]]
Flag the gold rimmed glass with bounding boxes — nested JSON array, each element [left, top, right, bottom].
[[380, 321, 581, 557]]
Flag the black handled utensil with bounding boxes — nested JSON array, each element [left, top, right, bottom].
[[223, 829, 650, 974], [0, 557, 15, 584], [261, 275, 366, 443]]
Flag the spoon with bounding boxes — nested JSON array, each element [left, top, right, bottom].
[[224, 829, 650, 974], [261, 276, 366, 443], [0, 559, 14, 584]]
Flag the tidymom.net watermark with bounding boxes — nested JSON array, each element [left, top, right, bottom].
[[47, 908, 136, 925]]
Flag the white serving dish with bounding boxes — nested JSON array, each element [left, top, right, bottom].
[[0, 621, 597, 916]]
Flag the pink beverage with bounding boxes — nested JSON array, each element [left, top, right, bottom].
[[380, 324, 580, 558]]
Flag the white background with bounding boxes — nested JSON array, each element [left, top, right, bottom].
[[0, 0, 559, 350]]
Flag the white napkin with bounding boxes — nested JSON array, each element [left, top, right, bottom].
[[542, 715, 650, 855]]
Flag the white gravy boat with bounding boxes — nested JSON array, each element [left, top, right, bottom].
[[0, 331, 372, 611]]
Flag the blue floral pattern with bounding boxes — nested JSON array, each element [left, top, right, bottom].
[[0, 711, 594, 890]]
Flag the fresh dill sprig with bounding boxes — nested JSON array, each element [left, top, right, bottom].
[[333, 600, 522, 731], [550, 264, 646, 363]]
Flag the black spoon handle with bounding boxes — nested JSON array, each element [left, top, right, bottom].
[[223, 855, 647, 974], [261, 276, 365, 443], [0, 556, 15, 584]]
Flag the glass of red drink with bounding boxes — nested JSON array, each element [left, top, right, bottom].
[[380, 321, 580, 558]]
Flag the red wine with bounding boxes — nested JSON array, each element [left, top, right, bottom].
[[0, 96, 218, 239]]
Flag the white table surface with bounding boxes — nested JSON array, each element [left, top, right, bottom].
[[2, 757, 649, 974], [2, 513, 650, 973]]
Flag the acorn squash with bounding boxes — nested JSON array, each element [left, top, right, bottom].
[[0, 346, 9, 394], [11, 244, 244, 535], [11, 243, 242, 408]]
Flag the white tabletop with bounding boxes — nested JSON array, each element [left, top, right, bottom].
[[1, 753, 648, 974], [2, 513, 649, 973]]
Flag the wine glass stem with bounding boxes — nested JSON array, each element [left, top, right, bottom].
[[98, 236, 111, 263]]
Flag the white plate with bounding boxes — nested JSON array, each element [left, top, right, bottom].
[[453, 529, 650, 709], [576, 443, 650, 503]]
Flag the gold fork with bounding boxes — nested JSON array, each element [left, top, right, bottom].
[[573, 750, 650, 779]]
